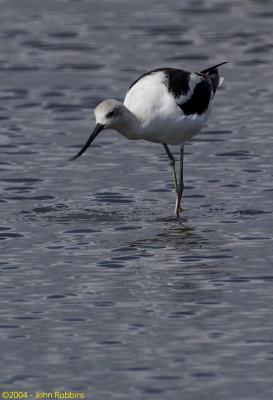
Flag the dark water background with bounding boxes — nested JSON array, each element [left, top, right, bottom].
[[1, 0, 273, 398]]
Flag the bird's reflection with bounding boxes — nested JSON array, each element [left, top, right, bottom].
[[127, 214, 207, 252]]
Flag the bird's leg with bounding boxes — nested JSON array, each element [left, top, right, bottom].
[[163, 143, 178, 193], [175, 145, 184, 217]]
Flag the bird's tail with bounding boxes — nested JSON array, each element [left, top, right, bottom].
[[200, 62, 228, 75], [200, 62, 228, 92]]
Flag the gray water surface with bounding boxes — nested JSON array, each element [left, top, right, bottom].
[[1, 0, 273, 399]]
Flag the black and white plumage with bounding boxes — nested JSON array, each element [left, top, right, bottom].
[[129, 65, 219, 115], [70, 62, 227, 216]]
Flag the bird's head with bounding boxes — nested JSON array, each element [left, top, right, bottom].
[[69, 99, 127, 161], [95, 99, 125, 129]]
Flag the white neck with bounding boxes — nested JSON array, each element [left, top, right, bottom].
[[115, 107, 142, 140]]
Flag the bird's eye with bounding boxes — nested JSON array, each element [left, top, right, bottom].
[[106, 110, 115, 118]]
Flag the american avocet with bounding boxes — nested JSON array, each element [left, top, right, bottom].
[[70, 62, 227, 216]]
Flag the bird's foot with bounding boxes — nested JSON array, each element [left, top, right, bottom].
[[174, 204, 183, 217]]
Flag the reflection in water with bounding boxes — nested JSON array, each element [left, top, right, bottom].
[[158, 217, 204, 247], [118, 216, 204, 257]]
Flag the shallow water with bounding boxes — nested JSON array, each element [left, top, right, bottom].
[[1, 0, 273, 398]]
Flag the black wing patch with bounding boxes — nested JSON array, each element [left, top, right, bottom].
[[129, 67, 212, 115], [164, 68, 191, 97], [129, 67, 191, 96], [178, 79, 212, 115]]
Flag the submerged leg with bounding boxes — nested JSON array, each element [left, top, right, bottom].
[[175, 145, 184, 217], [163, 143, 178, 192]]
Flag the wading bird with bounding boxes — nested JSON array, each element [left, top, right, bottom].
[[70, 62, 227, 216]]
